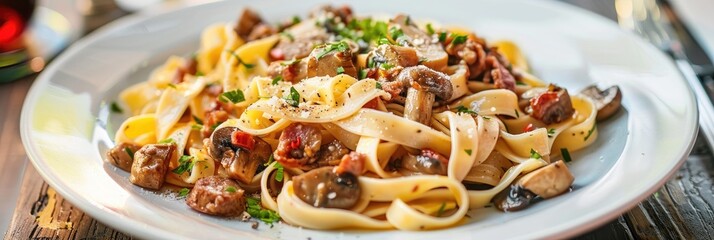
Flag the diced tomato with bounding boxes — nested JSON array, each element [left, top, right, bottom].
[[362, 98, 379, 109], [523, 123, 535, 132], [231, 130, 255, 150], [290, 137, 301, 150], [530, 92, 559, 116], [269, 48, 285, 61]]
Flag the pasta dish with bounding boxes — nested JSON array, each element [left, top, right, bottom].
[[106, 5, 622, 230]]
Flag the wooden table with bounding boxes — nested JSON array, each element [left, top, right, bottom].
[[4, 1, 714, 239]]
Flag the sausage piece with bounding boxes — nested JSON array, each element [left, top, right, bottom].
[[186, 176, 246, 216], [274, 123, 322, 168], [107, 142, 141, 172], [130, 144, 175, 190]]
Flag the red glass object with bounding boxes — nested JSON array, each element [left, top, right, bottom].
[[0, 0, 35, 51]]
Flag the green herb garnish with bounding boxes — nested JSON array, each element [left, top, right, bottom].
[[530, 149, 542, 159], [336, 66, 345, 74], [280, 32, 294, 41], [359, 69, 369, 79], [191, 124, 203, 130], [158, 138, 175, 144], [219, 89, 246, 104], [455, 105, 477, 115], [246, 197, 281, 225], [584, 124, 596, 141], [110, 102, 123, 113], [464, 149, 472, 156], [178, 188, 190, 198], [192, 115, 203, 125], [226, 50, 255, 68], [315, 41, 349, 59], [124, 147, 134, 160], [272, 75, 283, 85], [436, 202, 446, 217], [375, 81, 382, 90], [292, 16, 301, 24], [274, 162, 284, 182], [438, 32, 447, 42], [167, 83, 177, 89], [451, 34, 468, 45], [514, 109, 520, 118], [285, 86, 300, 107], [560, 148, 572, 163], [547, 128, 556, 138], [264, 154, 275, 167], [225, 186, 237, 193], [172, 155, 194, 175], [389, 26, 404, 41], [377, 37, 392, 45], [426, 23, 435, 35], [380, 63, 395, 70]]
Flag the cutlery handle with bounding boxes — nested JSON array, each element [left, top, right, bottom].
[[676, 59, 714, 148]]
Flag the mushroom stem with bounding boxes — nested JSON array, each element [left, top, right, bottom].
[[404, 88, 435, 126]]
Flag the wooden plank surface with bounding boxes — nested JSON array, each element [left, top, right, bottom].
[[4, 0, 714, 239]]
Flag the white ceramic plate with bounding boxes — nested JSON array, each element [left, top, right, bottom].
[[20, 0, 698, 239]]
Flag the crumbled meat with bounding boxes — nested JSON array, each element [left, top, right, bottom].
[[275, 123, 322, 168], [482, 50, 516, 91], [186, 176, 246, 216], [528, 84, 575, 124], [234, 8, 275, 41], [130, 144, 175, 190], [107, 142, 141, 172]]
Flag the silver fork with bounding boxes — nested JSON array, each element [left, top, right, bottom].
[[617, 0, 714, 151]]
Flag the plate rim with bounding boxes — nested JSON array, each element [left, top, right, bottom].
[[19, 0, 699, 239]]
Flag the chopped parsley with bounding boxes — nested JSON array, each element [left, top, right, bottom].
[[514, 109, 520, 118], [195, 71, 204, 77], [451, 34, 468, 45], [219, 89, 246, 104], [172, 155, 194, 175], [438, 32, 447, 42], [158, 138, 175, 144], [377, 37, 392, 45], [584, 124, 596, 141], [292, 16, 301, 24], [547, 128, 556, 138], [315, 41, 349, 59], [436, 202, 446, 217], [225, 186, 237, 193], [375, 81, 382, 90], [455, 105, 477, 115], [192, 115, 203, 125], [560, 148, 572, 163], [264, 154, 275, 167], [280, 58, 299, 66], [226, 50, 255, 68], [178, 188, 190, 198], [110, 102, 123, 113], [272, 75, 283, 85], [123, 147, 134, 160], [246, 197, 281, 225], [389, 26, 404, 41], [530, 149, 542, 159], [285, 86, 300, 107], [359, 69, 369, 79], [274, 162, 284, 182], [464, 149, 473, 156], [191, 124, 203, 130], [426, 23, 435, 35], [167, 83, 177, 89], [380, 63, 395, 70], [336, 66, 345, 74]]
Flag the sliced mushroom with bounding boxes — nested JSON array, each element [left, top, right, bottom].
[[493, 161, 574, 211], [527, 84, 575, 124], [393, 65, 453, 125], [306, 42, 358, 78], [399, 149, 449, 175], [312, 139, 351, 168], [367, 44, 420, 69], [389, 14, 448, 71], [208, 127, 272, 184], [186, 176, 246, 216], [130, 144, 175, 190], [292, 152, 365, 209], [106, 142, 141, 172], [578, 85, 622, 121]]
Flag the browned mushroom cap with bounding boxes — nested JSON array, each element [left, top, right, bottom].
[[220, 138, 272, 184], [306, 42, 358, 78], [389, 14, 448, 71], [493, 161, 574, 212], [292, 167, 361, 209], [400, 149, 449, 176], [208, 127, 236, 161], [578, 85, 622, 121], [368, 44, 420, 69], [395, 65, 452, 125]]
